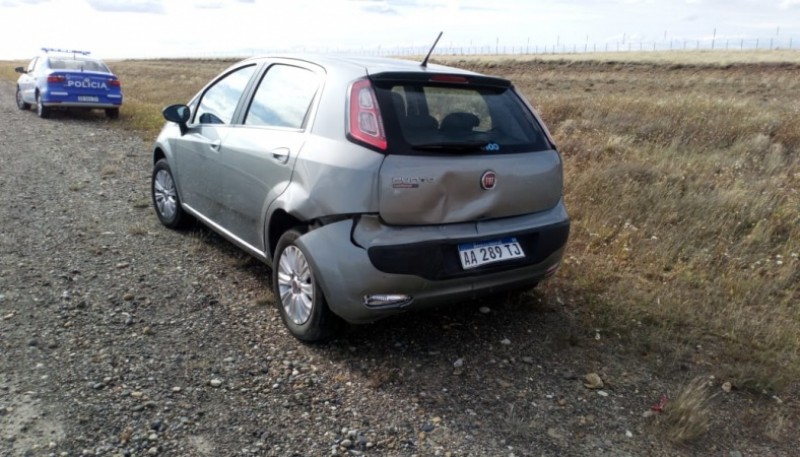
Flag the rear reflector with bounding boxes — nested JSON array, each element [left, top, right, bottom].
[[363, 294, 412, 308], [347, 78, 387, 151]]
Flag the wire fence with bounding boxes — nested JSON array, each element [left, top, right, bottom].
[[140, 36, 799, 60], [320, 37, 798, 57]]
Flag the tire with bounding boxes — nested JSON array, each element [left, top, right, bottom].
[[151, 159, 192, 229], [273, 228, 339, 342], [16, 86, 30, 110], [36, 93, 50, 119], [105, 108, 119, 119]]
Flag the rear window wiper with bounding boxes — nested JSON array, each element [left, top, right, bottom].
[[411, 141, 493, 152]]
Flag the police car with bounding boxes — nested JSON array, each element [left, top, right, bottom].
[[15, 48, 123, 119]]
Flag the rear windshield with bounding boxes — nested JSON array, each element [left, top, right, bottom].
[[373, 80, 551, 154], [48, 58, 110, 73]]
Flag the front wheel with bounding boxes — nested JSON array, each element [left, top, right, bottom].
[[36, 93, 50, 118], [16, 86, 30, 110], [273, 229, 339, 342], [151, 159, 192, 229]]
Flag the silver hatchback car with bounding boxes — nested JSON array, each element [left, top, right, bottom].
[[151, 55, 569, 341]]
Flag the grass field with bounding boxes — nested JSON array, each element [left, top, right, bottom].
[[3, 51, 799, 394]]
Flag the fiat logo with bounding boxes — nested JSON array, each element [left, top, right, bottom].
[[480, 171, 496, 190]]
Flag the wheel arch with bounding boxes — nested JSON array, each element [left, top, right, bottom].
[[267, 210, 305, 262], [153, 147, 166, 165]]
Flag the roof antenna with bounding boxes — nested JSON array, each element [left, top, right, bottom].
[[421, 31, 443, 68]]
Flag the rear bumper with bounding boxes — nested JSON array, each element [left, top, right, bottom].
[[296, 200, 569, 324], [41, 90, 122, 108]]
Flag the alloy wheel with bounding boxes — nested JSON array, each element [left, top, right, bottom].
[[277, 246, 314, 325], [153, 169, 178, 220]]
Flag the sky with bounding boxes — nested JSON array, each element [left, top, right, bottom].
[[1, 0, 800, 60]]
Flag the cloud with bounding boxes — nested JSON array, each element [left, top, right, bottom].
[[193, 1, 222, 7], [85, 0, 164, 13], [191, 0, 254, 9], [361, 3, 398, 14], [0, 0, 50, 6]]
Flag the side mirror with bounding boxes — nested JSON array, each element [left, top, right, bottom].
[[14, 67, 26, 74], [162, 104, 190, 135]]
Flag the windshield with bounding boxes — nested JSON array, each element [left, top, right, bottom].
[[374, 80, 551, 154]]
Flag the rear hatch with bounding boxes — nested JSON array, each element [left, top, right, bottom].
[[359, 72, 563, 226]]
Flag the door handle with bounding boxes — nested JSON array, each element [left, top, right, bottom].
[[209, 140, 221, 151], [271, 147, 290, 164]]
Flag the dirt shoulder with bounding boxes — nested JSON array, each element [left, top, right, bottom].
[[0, 79, 796, 456]]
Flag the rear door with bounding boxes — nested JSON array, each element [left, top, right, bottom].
[[19, 57, 38, 102], [372, 75, 563, 226], [216, 62, 322, 251]]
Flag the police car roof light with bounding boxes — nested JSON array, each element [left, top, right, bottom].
[[41, 48, 91, 56]]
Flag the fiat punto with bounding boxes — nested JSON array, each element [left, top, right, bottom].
[[151, 55, 569, 341]]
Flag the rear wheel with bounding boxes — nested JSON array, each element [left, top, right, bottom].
[[273, 228, 339, 342], [151, 159, 192, 229], [16, 86, 30, 110], [105, 108, 119, 119], [36, 93, 50, 119]]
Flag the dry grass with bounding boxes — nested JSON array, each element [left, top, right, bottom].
[[450, 57, 800, 392], [1, 51, 798, 392], [108, 59, 237, 138], [659, 377, 714, 444], [127, 223, 148, 236]]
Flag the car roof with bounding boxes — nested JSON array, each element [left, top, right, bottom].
[[239, 54, 481, 77]]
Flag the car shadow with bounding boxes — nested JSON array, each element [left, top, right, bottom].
[[174, 222, 613, 450], [26, 107, 115, 121]]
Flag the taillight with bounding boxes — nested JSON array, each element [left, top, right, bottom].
[[348, 78, 386, 151], [109, 79, 121, 87], [47, 75, 65, 84]]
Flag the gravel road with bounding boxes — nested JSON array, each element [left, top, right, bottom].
[[0, 79, 793, 457]]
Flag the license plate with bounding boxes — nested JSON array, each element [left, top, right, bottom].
[[458, 237, 525, 270], [78, 96, 98, 102]]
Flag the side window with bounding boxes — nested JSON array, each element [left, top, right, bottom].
[[244, 65, 318, 129], [194, 64, 256, 125], [27, 57, 38, 73]]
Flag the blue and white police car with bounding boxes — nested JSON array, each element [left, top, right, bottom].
[[15, 48, 123, 119]]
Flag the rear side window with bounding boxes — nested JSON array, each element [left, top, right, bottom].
[[375, 80, 550, 154], [245, 64, 318, 129]]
